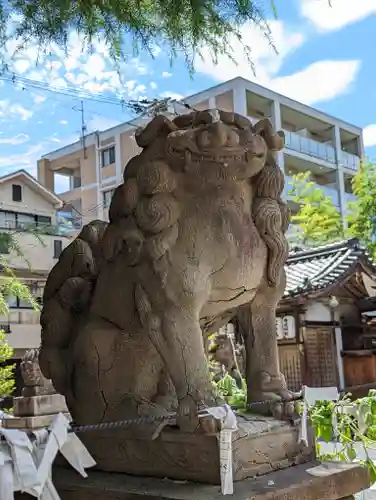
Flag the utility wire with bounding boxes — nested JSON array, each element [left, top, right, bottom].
[[0, 72, 159, 111]]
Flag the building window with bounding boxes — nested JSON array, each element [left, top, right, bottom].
[[53, 240, 63, 259], [7, 293, 33, 309], [0, 211, 52, 231], [101, 147, 115, 167], [36, 215, 52, 228], [0, 211, 15, 229], [12, 184, 22, 202], [16, 213, 35, 229], [73, 176, 81, 189], [102, 189, 115, 208]]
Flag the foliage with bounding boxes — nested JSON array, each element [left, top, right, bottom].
[[288, 171, 343, 247], [212, 373, 247, 409], [208, 331, 247, 408], [211, 367, 376, 480], [308, 391, 376, 482], [0, 227, 46, 270], [0, 0, 279, 72], [0, 230, 41, 402], [346, 161, 376, 259], [0, 329, 14, 397], [288, 163, 376, 258]]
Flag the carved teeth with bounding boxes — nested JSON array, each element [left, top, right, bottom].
[[170, 147, 246, 164], [190, 153, 245, 163]]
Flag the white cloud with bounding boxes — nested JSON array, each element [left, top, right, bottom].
[[300, 0, 376, 32], [87, 115, 123, 132], [160, 91, 184, 101], [33, 94, 46, 104], [151, 46, 162, 57], [195, 20, 360, 106], [3, 31, 152, 103], [0, 144, 45, 176], [0, 101, 32, 121], [60, 120, 68, 125], [10, 104, 33, 120], [56, 134, 81, 148], [121, 81, 148, 100], [83, 53, 105, 77], [363, 124, 376, 147], [150, 82, 158, 90], [49, 136, 61, 143], [0, 133, 29, 145], [12, 59, 31, 74], [270, 60, 360, 105], [196, 20, 304, 84], [162, 72, 172, 78], [0, 134, 81, 179]]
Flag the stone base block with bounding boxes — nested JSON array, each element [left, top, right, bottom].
[[13, 394, 68, 417], [2, 412, 71, 430], [15, 461, 371, 500], [64, 415, 315, 484]]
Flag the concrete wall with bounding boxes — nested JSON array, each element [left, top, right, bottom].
[[304, 301, 332, 322], [0, 180, 57, 220], [2, 232, 69, 271]]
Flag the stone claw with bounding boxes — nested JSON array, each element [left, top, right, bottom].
[[248, 372, 298, 419], [177, 394, 199, 433]]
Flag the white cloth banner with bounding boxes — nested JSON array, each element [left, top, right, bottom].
[[203, 405, 238, 496], [0, 413, 96, 499]]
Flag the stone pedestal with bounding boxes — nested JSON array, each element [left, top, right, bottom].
[[2, 394, 71, 430], [15, 461, 371, 500], [66, 415, 315, 484]]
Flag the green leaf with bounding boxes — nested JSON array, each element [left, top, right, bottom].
[[0, 0, 277, 74], [346, 445, 357, 461], [366, 458, 376, 484]]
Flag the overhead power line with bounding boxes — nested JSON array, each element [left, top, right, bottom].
[[0, 72, 149, 110]]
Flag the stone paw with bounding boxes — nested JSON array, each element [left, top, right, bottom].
[[247, 372, 299, 419], [177, 394, 199, 433]]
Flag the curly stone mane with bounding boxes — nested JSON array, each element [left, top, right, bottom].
[[103, 111, 289, 275]]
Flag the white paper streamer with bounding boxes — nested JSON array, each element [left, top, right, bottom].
[[203, 404, 238, 495], [0, 413, 95, 499]]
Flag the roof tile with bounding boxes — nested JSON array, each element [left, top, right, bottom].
[[284, 238, 374, 298]]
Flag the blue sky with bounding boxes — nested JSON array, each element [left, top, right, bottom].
[[1, 0, 376, 190]]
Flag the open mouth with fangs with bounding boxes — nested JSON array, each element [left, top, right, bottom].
[[166, 145, 265, 164]]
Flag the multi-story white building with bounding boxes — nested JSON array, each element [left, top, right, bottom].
[[0, 169, 71, 363], [37, 76, 364, 230]]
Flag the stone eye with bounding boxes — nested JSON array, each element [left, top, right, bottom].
[[227, 130, 240, 146], [198, 130, 211, 148]]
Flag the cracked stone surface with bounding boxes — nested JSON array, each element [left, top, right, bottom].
[[73, 415, 314, 483], [39, 110, 292, 476], [21, 462, 370, 500]]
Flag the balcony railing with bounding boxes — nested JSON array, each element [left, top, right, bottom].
[[283, 130, 336, 164], [343, 192, 357, 205], [57, 212, 82, 232], [0, 220, 71, 236], [285, 176, 339, 206], [341, 151, 360, 172]]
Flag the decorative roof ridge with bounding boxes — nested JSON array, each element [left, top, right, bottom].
[[283, 238, 376, 299], [287, 238, 361, 263]]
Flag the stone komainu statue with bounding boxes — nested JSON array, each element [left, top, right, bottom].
[[39, 110, 291, 431], [20, 348, 55, 397]]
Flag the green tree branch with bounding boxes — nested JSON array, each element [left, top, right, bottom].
[[0, 0, 279, 71], [288, 171, 343, 247]]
